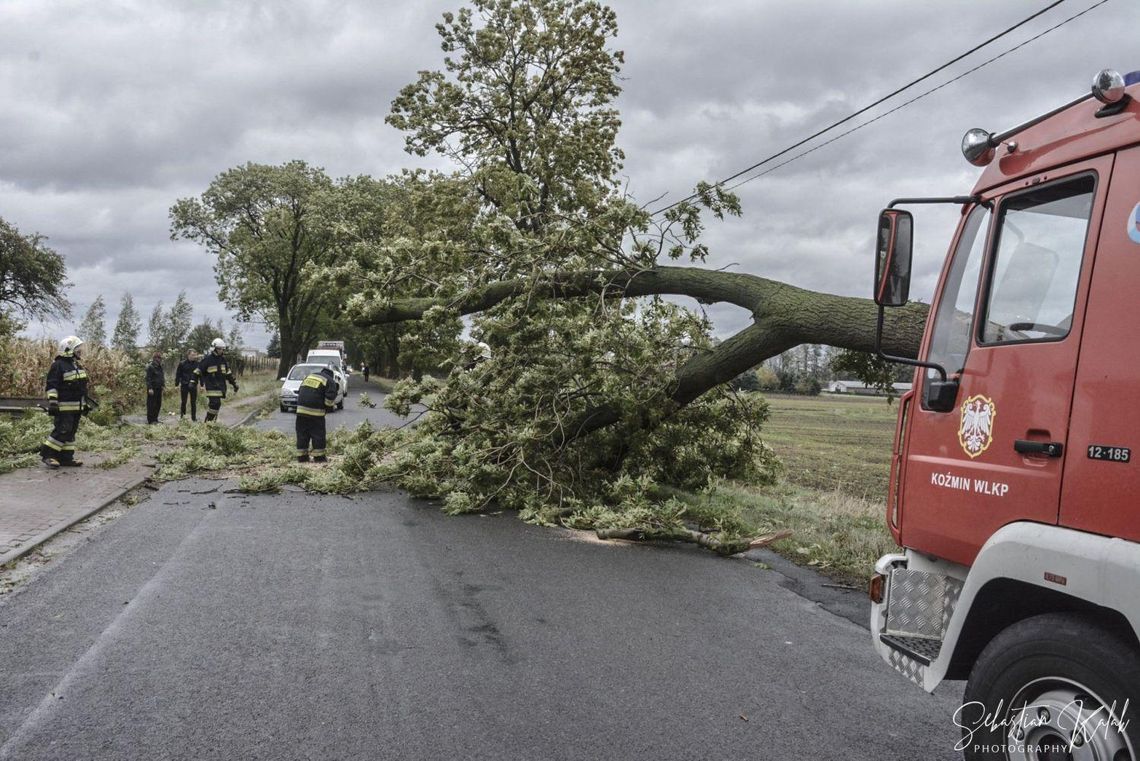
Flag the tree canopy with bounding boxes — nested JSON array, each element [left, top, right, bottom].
[[170, 161, 338, 376], [112, 293, 142, 356], [78, 295, 107, 347], [0, 216, 70, 326], [310, 0, 832, 550]]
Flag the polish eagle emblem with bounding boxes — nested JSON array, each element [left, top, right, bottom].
[[958, 395, 996, 458]]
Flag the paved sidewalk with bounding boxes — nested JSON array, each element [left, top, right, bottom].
[[0, 459, 152, 566], [0, 389, 271, 567]]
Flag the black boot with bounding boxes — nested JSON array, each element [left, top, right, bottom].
[[313, 455, 328, 463], [297, 454, 310, 463]]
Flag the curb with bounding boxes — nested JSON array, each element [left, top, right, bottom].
[[1, 389, 275, 568], [0, 470, 153, 567]]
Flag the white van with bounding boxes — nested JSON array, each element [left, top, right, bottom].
[[304, 350, 348, 400]]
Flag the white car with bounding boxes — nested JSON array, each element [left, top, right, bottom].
[[279, 363, 347, 413]]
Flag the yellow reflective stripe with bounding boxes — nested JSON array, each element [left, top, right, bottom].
[[57, 402, 82, 411], [61, 444, 76, 451], [206, 366, 218, 373], [205, 390, 224, 397], [311, 449, 326, 457], [43, 437, 62, 451], [296, 406, 326, 416], [46, 390, 59, 399]]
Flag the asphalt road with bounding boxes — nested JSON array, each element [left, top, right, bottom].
[[0, 476, 967, 760], [255, 375, 420, 434]]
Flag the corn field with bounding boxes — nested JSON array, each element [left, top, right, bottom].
[[1, 338, 144, 416]]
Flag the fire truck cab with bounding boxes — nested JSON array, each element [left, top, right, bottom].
[[870, 69, 1140, 759]]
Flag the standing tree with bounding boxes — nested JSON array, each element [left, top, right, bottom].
[[164, 291, 194, 354], [170, 161, 338, 377], [147, 302, 165, 353], [185, 320, 221, 356], [266, 332, 281, 359], [0, 216, 70, 333], [78, 295, 107, 347], [112, 293, 142, 356]]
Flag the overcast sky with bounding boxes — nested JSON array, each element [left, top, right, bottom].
[[2, 0, 1137, 351]]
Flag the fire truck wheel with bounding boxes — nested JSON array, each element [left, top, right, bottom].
[[961, 612, 1139, 760]]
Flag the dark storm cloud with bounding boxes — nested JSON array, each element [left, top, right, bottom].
[[2, 0, 1138, 348]]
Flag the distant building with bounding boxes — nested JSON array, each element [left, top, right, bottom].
[[827, 380, 912, 396]]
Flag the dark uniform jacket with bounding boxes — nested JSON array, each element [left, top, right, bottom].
[[195, 352, 237, 398], [45, 356, 89, 413], [146, 361, 166, 390], [296, 369, 339, 416], [174, 359, 198, 388]]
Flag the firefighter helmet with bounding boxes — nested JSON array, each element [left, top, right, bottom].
[[211, 338, 227, 351], [59, 335, 84, 358], [476, 341, 492, 361]]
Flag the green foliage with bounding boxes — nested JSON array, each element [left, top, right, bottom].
[[266, 332, 281, 358], [0, 413, 52, 474], [830, 349, 909, 400], [147, 291, 194, 355], [0, 216, 70, 322], [387, 0, 625, 234], [78, 296, 107, 347], [111, 293, 141, 356], [372, 297, 778, 544], [170, 161, 341, 373]]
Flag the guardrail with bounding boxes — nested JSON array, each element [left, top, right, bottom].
[[0, 397, 45, 416]]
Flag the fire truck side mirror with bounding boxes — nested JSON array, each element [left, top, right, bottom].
[[874, 209, 913, 307]]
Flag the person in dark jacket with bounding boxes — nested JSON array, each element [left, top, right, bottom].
[[145, 352, 165, 424], [195, 338, 238, 423], [175, 349, 200, 421], [361, 363, 369, 383], [295, 366, 338, 462], [41, 335, 89, 468]]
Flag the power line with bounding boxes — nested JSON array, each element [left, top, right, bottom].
[[721, 0, 1112, 194], [650, 0, 1074, 216]]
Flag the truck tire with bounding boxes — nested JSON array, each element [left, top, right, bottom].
[[960, 612, 1139, 760]]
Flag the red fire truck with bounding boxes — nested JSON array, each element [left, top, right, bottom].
[[870, 69, 1140, 759]]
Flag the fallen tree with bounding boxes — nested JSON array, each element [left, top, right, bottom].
[[355, 265, 928, 442], [319, 0, 933, 557]]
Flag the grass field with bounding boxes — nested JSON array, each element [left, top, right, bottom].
[[761, 392, 898, 500], [702, 392, 902, 583]]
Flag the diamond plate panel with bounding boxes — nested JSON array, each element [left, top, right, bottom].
[[942, 576, 963, 631], [887, 647, 925, 687], [885, 568, 947, 638]]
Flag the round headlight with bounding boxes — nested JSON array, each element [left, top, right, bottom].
[[961, 128, 995, 167], [1092, 69, 1125, 104]]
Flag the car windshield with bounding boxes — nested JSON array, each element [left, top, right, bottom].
[[287, 365, 324, 381]]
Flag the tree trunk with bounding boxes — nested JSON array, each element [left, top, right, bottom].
[[354, 265, 929, 440]]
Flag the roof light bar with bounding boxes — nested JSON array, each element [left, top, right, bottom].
[[961, 69, 1128, 167]]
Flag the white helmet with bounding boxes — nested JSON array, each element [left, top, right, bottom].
[[211, 338, 227, 350], [59, 335, 84, 357], [476, 341, 492, 361]]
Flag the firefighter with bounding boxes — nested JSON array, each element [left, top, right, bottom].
[[295, 365, 338, 463], [41, 335, 89, 468], [175, 349, 200, 421], [145, 351, 165, 424], [195, 338, 238, 423]]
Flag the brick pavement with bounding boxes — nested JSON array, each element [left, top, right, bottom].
[[0, 391, 266, 566]]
